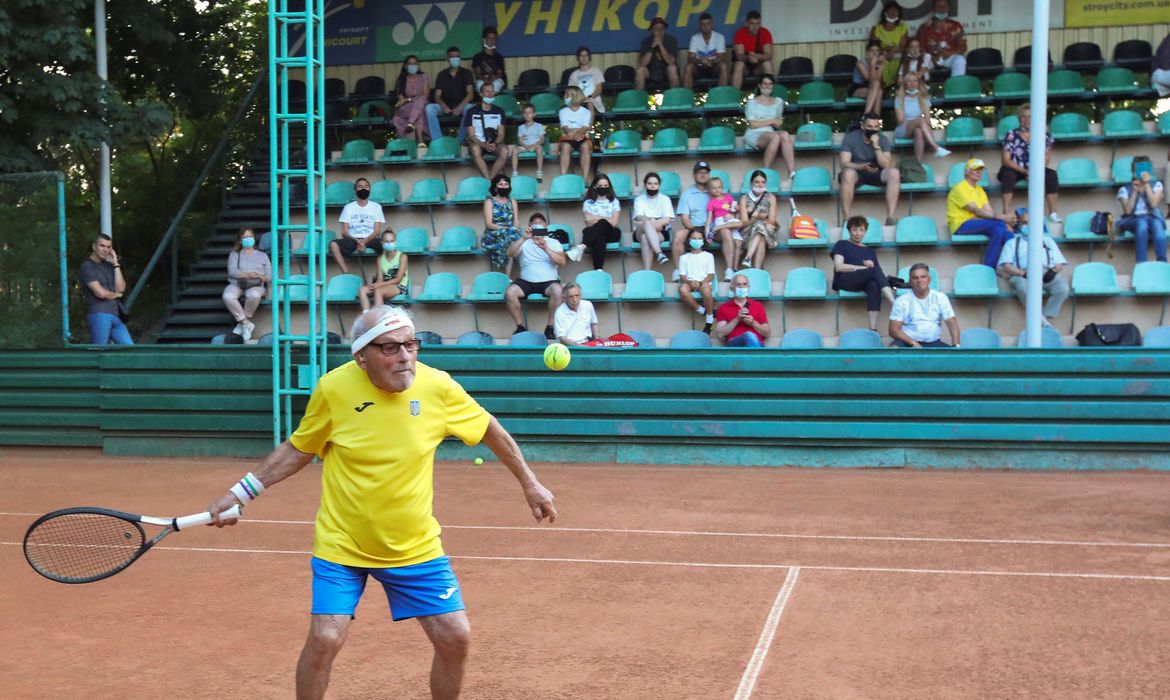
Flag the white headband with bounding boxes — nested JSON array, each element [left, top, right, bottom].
[[350, 313, 415, 355]]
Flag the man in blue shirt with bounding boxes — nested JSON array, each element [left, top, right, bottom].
[[673, 161, 711, 281]]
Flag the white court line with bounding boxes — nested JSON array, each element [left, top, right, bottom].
[[733, 567, 800, 700], [2, 512, 1168, 549]]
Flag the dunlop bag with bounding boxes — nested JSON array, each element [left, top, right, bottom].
[[1075, 323, 1141, 347], [788, 198, 819, 239]]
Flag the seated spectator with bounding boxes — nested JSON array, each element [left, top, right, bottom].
[[832, 215, 897, 332], [869, 2, 908, 88], [743, 75, 795, 178], [948, 158, 1016, 267], [505, 213, 566, 339], [916, 0, 967, 77], [558, 86, 593, 177], [997, 217, 1069, 327], [223, 227, 271, 341], [511, 103, 546, 182], [899, 37, 933, 83], [894, 73, 949, 161], [391, 55, 428, 141], [714, 273, 771, 347], [838, 112, 901, 224], [678, 228, 717, 332], [705, 176, 741, 281], [684, 13, 728, 88], [1117, 156, 1166, 263], [581, 173, 621, 271], [554, 283, 599, 346], [481, 174, 522, 273], [463, 83, 512, 179], [731, 10, 774, 90], [673, 161, 712, 281], [635, 18, 679, 91], [358, 229, 409, 311], [632, 172, 674, 270], [568, 46, 605, 115], [425, 46, 475, 142], [329, 178, 384, 274], [998, 102, 1062, 223], [1155, 32, 1170, 98], [850, 41, 887, 116], [472, 26, 507, 95], [888, 263, 960, 347], [738, 170, 780, 269], [79, 234, 133, 345]]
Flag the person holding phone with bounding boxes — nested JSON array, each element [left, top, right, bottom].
[[79, 234, 133, 345], [1117, 157, 1166, 263], [838, 112, 901, 224], [504, 212, 566, 339]]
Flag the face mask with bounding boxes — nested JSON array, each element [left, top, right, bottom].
[[482, 96, 495, 105], [496, 187, 510, 195], [483, 42, 496, 50], [759, 85, 772, 95], [905, 88, 919, 96], [241, 238, 255, 249], [406, 64, 419, 75], [751, 185, 766, 196], [934, 12, 948, 20], [735, 287, 750, 299], [885, 15, 900, 23], [862, 129, 878, 139], [564, 97, 573, 106], [448, 57, 461, 68], [596, 186, 610, 195], [383, 242, 397, 251], [1019, 225, 1030, 235], [645, 187, 659, 196], [355, 189, 370, 200], [689, 239, 703, 249]]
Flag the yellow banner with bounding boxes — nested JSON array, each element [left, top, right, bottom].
[[1065, 0, 1170, 28]]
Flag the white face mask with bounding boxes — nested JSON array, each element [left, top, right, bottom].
[[564, 96, 573, 106], [934, 12, 948, 20], [406, 64, 419, 75], [759, 84, 773, 95], [483, 42, 496, 50], [751, 185, 766, 196], [905, 88, 919, 95], [885, 14, 900, 23], [482, 96, 495, 105]]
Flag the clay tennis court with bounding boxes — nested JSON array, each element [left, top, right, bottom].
[[2, 447, 1168, 698]]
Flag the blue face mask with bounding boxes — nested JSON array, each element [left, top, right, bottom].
[[482, 96, 494, 105], [383, 242, 397, 251], [1019, 225, 1029, 235], [564, 96, 573, 106], [688, 238, 703, 249], [735, 287, 750, 299], [241, 237, 255, 249], [448, 57, 461, 68]]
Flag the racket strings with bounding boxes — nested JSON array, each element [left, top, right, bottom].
[[25, 513, 146, 582]]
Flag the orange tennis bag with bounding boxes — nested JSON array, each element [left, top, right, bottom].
[[788, 198, 819, 239]]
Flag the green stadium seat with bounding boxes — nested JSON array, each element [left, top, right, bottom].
[[791, 167, 831, 195], [948, 162, 989, 188], [960, 327, 1002, 348], [1112, 156, 1136, 186], [510, 175, 539, 202], [797, 81, 835, 107], [422, 136, 461, 162], [335, 139, 375, 165], [1016, 327, 1063, 348], [612, 89, 651, 114], [348, 100, 390, 127], [895, 264, 940, 296], [650, 128, 689, 154], [436, 226, 477, 253], [704, 85, 742, 111], [657, 171, 681, 197], [1144, 327, 1170, 347], [698, 126, 736, 154], [837, 328, 882, 349], [1047, 70, 1085, 97], [659, 87, 696, 112], [1160, 112, 1170, 136], [379, 138, 418, 163], [894, 216, 939, 245], [456, 331, 493, 345], [781, 329, 823, 349], [901, 163, 936, 192], [788, 218, 831, 249], [625, 330, 656, 347], [709, 168, 734, 193], [547, 174, 586, 201], [452, 176, 490, 203], [603, 129, 643, 156], [395, 227, 430, 254], [416, 272, 462, 302], [953, 264, 1000, 297], [324, 181, 353, 207], [669, 330, 712, 348], [997, 114, 1020, 142], [738, 167, 780, 195], [862, 217, 884, 245], [529, 91, 562, 117], [1133, 262, 1170, 295], [575, 269, 614, 301], [294, 230, 336, 256], [1095, 67, 1136, 94], [1102, 110, 1147, 139], [1062, 210, 1104, 241], [783, 267, 827, 298], [509, 330, 547, 347], [1050, 113, 1092, 142], [1072, 262, 1120, 295], [281, 274, 310, 303], [548, 224, 574, 246], [607, 171, 632, 199], [370, 179, 400, 205], [794, 122, 833, 150], [943, 75, 982, 100], [993, 72, 1030, 98], [621, 270, 665, 300], [466, 271, 511, 301], [738, 268, 773, 299], [1057, 158, 1100, 187], [406, 177, 446, 204], [493, 94, 520, 118], [324, 273, 362, 303], [944, 116, 985, 146]]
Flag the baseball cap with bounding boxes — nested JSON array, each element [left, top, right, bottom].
[[693, 160, 711, 172], [965, 158, 986, 170], [650, 17, 668, 28]]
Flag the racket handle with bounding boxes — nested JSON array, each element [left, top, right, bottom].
[[174, 504, 243, 531]]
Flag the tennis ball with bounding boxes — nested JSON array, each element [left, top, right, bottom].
[[543, 343, 571, 371], [474, 457, 484, 465]]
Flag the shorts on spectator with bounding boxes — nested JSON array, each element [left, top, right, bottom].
[[839, 168, 885, 188], [559, 138, 591, 151], [997, 166, 1059, 194], [511, 278, 560, 298], [334, 237, 383, 256], [694, 63, 721, 80]]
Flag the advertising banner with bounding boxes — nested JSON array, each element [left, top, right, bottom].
[[1064, 0, 1170, 28]]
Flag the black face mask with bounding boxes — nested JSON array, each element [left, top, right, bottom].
[[355, 189, 370, 200], [862, 129, 878, 140], [496, 187, 510, 195], [645, 188, 659, 196], [596, 186, 611, 195]]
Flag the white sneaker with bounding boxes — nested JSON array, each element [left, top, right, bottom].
[[697, 306, 707, 315], [741, 257, 753, 268], [705, 313, 714, 324], [232, 322, 243, 336], [566, 244, 586, 262], [671, 269, 680, 282], [655, 252, 669, 265], [935, 147, 952, 158], [724, 267, 734, 281], [241, 320, 255, 342], [1048, 212, 1063, 224]]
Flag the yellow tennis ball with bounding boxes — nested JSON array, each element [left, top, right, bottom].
[[543, 343, 571, 371], [474, 457, 484, 465]]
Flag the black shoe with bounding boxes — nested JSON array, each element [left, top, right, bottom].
[[515, 324, 527, 334], [703, 323, 712, 334], [544, 325, 555, 340]]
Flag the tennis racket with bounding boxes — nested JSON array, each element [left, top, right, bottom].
[[23, 504, 243, 584]]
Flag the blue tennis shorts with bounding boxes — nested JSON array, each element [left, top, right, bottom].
[[310, 555, 465, 621]]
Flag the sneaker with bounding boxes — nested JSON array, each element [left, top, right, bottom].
[[536, 170, 543, 183], [1048, 212, 1063, 224], [1041, 318, 1054, 328], [741, 258, 753, 268], [511, 170, 519, 177], [671, 269, 681, 282], [544, 325, 555, 340], [655, 252, 669, 265], [697, 306, 707, 316], [724, 267, 734, 281], [885, 216, 898, 226], [231, 322, 243, 336], [241, 320, 255, 342], [702, 322, 713, 334], [566, 244, 586, 262], [514, 324, 527, 334], [705, 313, 714, 324], [935, 146, 952, 158]]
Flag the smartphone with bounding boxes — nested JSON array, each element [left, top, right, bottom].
[[531, 227, 548, 237]]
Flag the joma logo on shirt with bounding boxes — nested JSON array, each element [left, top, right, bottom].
[[354, 402, 374, 412]]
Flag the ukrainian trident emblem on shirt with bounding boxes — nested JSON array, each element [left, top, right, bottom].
[[410, 400, 421, 416]]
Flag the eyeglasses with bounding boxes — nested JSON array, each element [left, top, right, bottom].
[[367, 339, 421, 356]]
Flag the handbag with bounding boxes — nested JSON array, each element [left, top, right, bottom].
[[788, 198, 819, 239], [237, 277, 263, 290], [1075, 323, 1141, 347]]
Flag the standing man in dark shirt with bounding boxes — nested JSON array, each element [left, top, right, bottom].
[[78, 234, 133, 345], [634, 17, 679, 90], [472, 26, 507, 95], [425, 46, 476, 143]]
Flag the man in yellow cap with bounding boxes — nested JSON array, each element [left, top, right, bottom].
[[947, 158, 1018, 267]]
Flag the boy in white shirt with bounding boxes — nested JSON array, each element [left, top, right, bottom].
[[685, 12, 729, 88], [331, 177, 386, 274], [678, 228, 717, 330], [511, 103, 547, 182]]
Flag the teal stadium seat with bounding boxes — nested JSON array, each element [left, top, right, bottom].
[[1095, 67, 1136, 94], [781, 329, 824, 348], [407, 177, 446, 204], [862, 217, 884, 245], [657, 171, 682, 197], [783, 267, 827, 298], [510, 175, 539, 202], [1050, 113, 1092, 142], [1143, 327, 1170, 347], [993, 72, 1030, 99], [738, 268, 773, 299], [659, 87, 696, 112], [607, 171, 632, 199], [621, 270, 665, 300], [436, 226, 477, 253], [704, 85, 742, 111], [669, 330, 711, 347], [1133, 261, 1170, 295], [379, 138, 417, 163], [612, 89, 650, 114], [997, 114, 1020, 141], [324, 181, 353, 207], [791, 167, 831, 195], [493, 94, 519, 118], [348, 100, 390, 127], [901, 163, 935, 192], [944, 117, 985, 146], [952, 264, 1000, 297], [1047, 70, 1085, 96], [651, 128, 689, 154], [466, 272, 511, 301], [948, 161, 989, 188], [797, 81, 834, 107], [709, 168, 734, 193], [370, 180, 400, 205], [837, 328, 882, 348], [294, 229, 336, 255], [325, 273, 362, 303], [575, 269, 614, 301], [1072, 262, 1121, 296], [1057, 158, 1100, 187], [1102, 110, 1146, 139], [794, 122, 833, 150], [1160, 112, 1170, 136], [1016, 327, 1062, 348], [509, 330, 547, 346], [452, 176, 490, 203], [739, 167, 781, 195], [1112, 156, 1136, 186], [698, 126, 736, 154], [547, 174, 586, 201], [395, 227, 429, 254], [547, 224, 574, 246], [335, 139, 375, 165], [943, 75, 982, 100], [422, 136, 461, 162], [895, 264, 939, 296], [894, 216, 939, 245], [960, 327, 1002, 348], [529, 92, 561, 117], [604, 129, 642, 156], [417, 272, 462, 302], [281, 274, 310, 303], [626, 330, 656, 347], [456, 331, 493, 345], [788, 218, 830, 249], [1062, 210, 1104, 241]]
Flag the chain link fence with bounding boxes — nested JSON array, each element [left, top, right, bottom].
[[0, 172, 68, 349]]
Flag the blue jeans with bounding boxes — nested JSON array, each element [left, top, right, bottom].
[[424, 103, 473, 143], [727, 332, 764, 347], [954, 218, 1013, 268], [1119, 214, 1167, 262], [86, 312, 134, 345]]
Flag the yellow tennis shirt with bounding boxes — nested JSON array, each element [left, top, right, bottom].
[[946, 180, 989, 233], [289, 361, 491, 568]]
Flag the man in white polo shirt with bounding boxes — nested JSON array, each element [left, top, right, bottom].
[[553, 283, 599, 346], [888, 263, 960, 347], [685, 12, 728, 88]]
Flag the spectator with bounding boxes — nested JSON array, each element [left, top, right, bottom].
[[678, 228, 717, 332], [581, 173, 622, 270], [998, 102, 1062, 222], [1155, 32, 1170, 98], [554, 283, 599, 346], [358, 228, 409, 311], [1117, 156, 1166, 263], [850, 40, 887, 116], [869, 2, 908, 88], [838, 112, 901, 224], [832, 215, 897, 332], [997, 217, 1069, 327], [738, 169, 780, 269], [463, 82, 512, 179], [635, 17, 680, 91], [558, 86, 593, 177], [705, 175, 741, 281], [472, 26, 507, 95], [79, 234, 133, 345], [673, 161, 712, 282], [511, 103, 546, 182], [505, 213, 566, 339], [888, 263, 960, 347], [948, 158, 1016, 268], [714, 273, 771, 347], [568, 46, 605, 115], [632, 172, 674, 269], [916, 0, 967, 77], [894, 72, 949, 161], [425, 46, 475, 142], [685, 12, 728, 88], [223, 227, 271, 341], [391, 55, 428, 141], [731, 10, 774, 90], [481, 174, 522, 273], [899, 37, 933, 83], [329, 177, 384, 274], [743, 75, 795, 178]]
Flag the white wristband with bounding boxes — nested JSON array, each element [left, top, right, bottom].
[[229, 472, 265, 504]]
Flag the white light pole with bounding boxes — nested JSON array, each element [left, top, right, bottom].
[[1024, 0, 1050, 346], [95, 0, 112, 238]]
